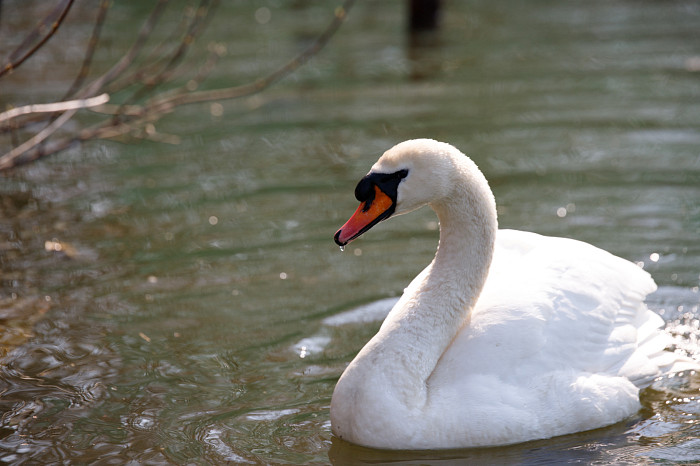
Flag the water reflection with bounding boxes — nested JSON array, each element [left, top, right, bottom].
[[1, 0, 700, 463]]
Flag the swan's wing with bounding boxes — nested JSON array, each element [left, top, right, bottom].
[[443, 229, 673, 387], [423, 230, 676, 445]]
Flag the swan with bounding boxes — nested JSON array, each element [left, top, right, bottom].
[[329, 139, 696, 450]]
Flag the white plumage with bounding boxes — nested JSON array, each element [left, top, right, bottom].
[[330, 139, 696, 449]]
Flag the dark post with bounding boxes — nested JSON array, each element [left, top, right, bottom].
[[408, 0, 441, 32]]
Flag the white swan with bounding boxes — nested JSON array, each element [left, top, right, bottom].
[[329, 139, 696, 450]]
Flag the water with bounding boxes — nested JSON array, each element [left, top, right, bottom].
[[1, 0, 700, 463]]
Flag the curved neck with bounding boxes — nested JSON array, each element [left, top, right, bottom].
[[432, 196, 496, 310], [363, 177, 497, 404], [330, 159, 498, 444]]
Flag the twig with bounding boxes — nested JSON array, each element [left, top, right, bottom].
[[0, 110, 78, 170], [148, 0, 355, 111], [0, 0, 75, 78], [75, 0, 171, 99], [4, 0, 173, 167], [103, 4, 193, 94], [0, 94, 110, 125], [0, 0, 168, 136], [150, 42, 225, 103], [0, 0, 356, 171], [62, 0, 111, 99], [117, 0, 218, 114]]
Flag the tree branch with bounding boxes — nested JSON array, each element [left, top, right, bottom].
[[148, 1, 355, 112], [0, 0, 75, 78], [0, 110, 78, 170], [0, 0, 356, 172], [62, 0, 111, 100], [0, 94, 109, 124]]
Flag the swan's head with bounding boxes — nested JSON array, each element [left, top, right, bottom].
[[334, 139, 463, 246]]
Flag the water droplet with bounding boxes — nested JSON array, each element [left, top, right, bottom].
[[339, 245, 345, 252]]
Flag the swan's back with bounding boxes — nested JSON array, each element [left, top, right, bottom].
[[424, 229, 689, 447], [330, 140, 697, 449]]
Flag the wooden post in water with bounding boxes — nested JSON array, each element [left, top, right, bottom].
[[408, 0, 441, 32]]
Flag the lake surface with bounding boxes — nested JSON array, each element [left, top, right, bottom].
[[1, 0, 699, 463]]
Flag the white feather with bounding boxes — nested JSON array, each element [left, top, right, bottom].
[[329, 139, 697, 449]]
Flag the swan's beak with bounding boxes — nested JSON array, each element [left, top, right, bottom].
[[334, 185, 394, 246]]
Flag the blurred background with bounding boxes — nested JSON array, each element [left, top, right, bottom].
[[1, 0, 699, 463]]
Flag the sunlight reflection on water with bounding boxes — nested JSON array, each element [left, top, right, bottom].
[[1, 0, 699, 463]]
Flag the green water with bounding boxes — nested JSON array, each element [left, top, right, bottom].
[[1, 1, 700, 463]]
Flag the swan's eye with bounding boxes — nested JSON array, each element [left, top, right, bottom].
[[380, 169, 409, 183], [354, 169, 409, 206]]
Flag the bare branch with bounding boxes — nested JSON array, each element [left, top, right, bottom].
[[0, 0, 356, 171], [0, 110, 78, 171], [0, 0, 169, 136], [103, 6, 193, 94], [148, 0, 356, 111], [62, 0, 111, 99], [0, 0, 75, 78], [0, 0, 174, 169], [0, 94, 110, 125], [117, 0, 219, 114], [76, 0, 171, 99]]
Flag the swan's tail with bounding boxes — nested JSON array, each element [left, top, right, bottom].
[[622, 309, 700, 388]]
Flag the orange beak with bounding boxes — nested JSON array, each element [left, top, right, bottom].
[[334, 185, 394, 246]]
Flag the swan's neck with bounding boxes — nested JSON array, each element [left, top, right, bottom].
[[330, 160, 498, 444], [378, 194, 496, 388], [336, 175, 497, 414]]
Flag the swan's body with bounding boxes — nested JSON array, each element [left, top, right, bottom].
[[330, 139, 695, 450]]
